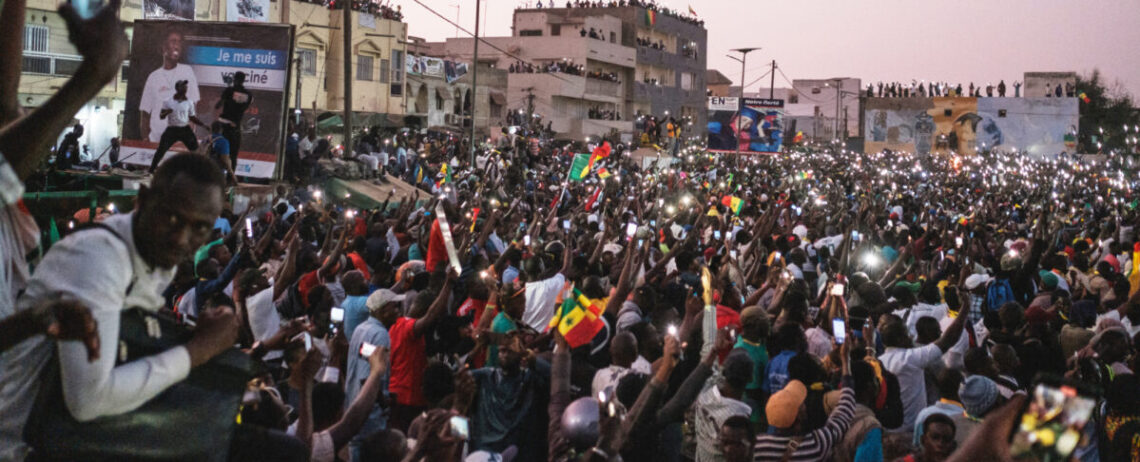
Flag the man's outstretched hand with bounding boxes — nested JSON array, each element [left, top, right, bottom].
[[37, 299, 100, 362], [58, 0, 128, 79]]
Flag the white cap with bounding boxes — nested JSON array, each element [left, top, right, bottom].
[[366, 289, 406, 314], [964, 274, 993, 290]]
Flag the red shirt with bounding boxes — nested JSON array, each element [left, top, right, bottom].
[[388, 317, 428, 406], [347, 252, 371, 280], [457, 298, 488, 325], [425, 219, 447, 273]]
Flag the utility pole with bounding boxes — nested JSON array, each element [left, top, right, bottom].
[[729, 47, 759, 157], [525, 87, 535, 126], [295, 57, 302, 127], [470, 0, 480, 165], [769, 60, 776, 99], [342, 0, 353, 155]]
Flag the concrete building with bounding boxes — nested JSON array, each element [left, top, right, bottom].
[[404, 37, 509, 137], [791, 78, 862, 140], [706, 70, 733, 97], [426, 4, 706, 140]]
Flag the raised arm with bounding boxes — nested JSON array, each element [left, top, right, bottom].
[[326, 347, 389, 448], [412, 270, 455, 336]]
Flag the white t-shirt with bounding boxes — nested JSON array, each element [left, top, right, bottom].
[[140, 64, 200, 141], [879, 343, 944, 431], [162, 98, 196, 128], [592, 365, 633, 397], [893, 302, 949, 339], [522, 273, 566, 330]]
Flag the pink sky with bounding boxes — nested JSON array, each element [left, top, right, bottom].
[[401, 0, 1140, 99]]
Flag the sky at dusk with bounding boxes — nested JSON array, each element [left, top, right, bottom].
[[401, 0, 1140, 98]]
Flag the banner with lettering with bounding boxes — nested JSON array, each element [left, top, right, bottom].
[[121, 20, 293, 179]]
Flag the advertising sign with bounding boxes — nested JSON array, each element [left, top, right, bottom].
[[144, 0, 195, 20], [227, 0, 269, 23], [707, 97, 785, 154], [121, 20, 293, 179]]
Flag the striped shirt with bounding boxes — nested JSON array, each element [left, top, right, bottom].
[[752, 378, 856, 461]]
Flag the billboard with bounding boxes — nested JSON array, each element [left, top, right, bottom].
[[144, 0, 195, 20], [121, 21, 293, 179], [407, 56, 457, 79], [707, 97, 785, 154], [227, 0, 269, 23], [864, 97, 1078, 157]]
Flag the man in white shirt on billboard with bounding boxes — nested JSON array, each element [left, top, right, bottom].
[[149, 80, 206, 172], [139, 30, 200, 143]]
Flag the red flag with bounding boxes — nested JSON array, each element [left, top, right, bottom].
[[585, 186, 603, 212]]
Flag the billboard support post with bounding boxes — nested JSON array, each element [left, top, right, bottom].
[[342, 0, 353, 158]]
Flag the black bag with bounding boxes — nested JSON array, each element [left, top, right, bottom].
[[24, 308, 254, 461], [23, 225, 255, 461]]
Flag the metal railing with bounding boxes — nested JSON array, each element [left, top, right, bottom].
[[21, 52, 83, 77]]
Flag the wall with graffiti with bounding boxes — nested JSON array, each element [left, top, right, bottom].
[[864, 97, 1077, 157]]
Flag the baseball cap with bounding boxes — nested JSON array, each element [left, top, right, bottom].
[[366, 289, 405, 315]]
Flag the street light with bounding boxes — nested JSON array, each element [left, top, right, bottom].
[[728, 47, 760, 158]]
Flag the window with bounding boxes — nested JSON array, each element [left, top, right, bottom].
[[298, 48, 317, 76], [121, 63, 129, 82], [391, 50, 403, 83], [610, 32, 616, 43], [356, 55, 374, 81], [788, 93, 798, 104], [680, 72, 692, 90], [24, 25, 48, 52], [380, 59, 390, 83], [519, 29, 543, 36], [551, 25, 561, 36]]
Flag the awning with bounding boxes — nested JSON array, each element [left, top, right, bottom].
[[489, 91, 507, 105]]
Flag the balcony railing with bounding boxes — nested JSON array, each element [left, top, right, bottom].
[[585, 79, 620, 97], [22, 52, 83, 77]]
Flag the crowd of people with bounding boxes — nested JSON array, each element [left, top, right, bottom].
[[863, 80, 1078, 99], [588, 106, 622, 121], [527, 0, 704, 27], [510, 60, 586, 76], [4, 2, 1140, 462], [869, 81, 1022, 98], [292, 0, 403, 19], [636, 36, 666, 50]]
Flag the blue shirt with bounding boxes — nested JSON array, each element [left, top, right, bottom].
[[341, 294, 371, 342], [762, 350, 796, 393], [345, 318, 390, 408], [502, 265, 519, 285], [213, 217, 231, 235], [210, 134, 230, 156]]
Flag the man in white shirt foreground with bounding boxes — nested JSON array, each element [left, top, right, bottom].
[[877, 304, 968, 433], [0, 154, 239, 460], [149, 80, 206, 172]]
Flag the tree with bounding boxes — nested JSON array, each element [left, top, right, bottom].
[[1076, 69, 1140, 154]]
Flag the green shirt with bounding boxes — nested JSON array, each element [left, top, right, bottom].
[[486, 311, 519, 368], [734, 337, 768, 391]]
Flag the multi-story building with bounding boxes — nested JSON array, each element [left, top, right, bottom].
[[15, 0, 408, 157], [405, 36, 509, 135], [427, 4, 706, 140]]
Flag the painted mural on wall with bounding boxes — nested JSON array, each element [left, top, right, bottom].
[[864, 97, 1077, 157]]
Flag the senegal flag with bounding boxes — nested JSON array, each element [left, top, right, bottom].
[[597, 167, 612, 179], [569, 153, 591, 182], [721, 195, 743, 215], [645, 9, 656, 27], [548, 288, 606, 348], [436, 163, 452, 188]]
